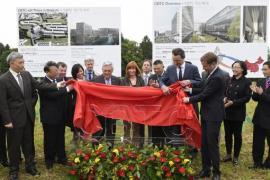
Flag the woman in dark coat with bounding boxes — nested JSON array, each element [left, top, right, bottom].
[[222, 61, 251, 165], [121, 61, 145, 147]]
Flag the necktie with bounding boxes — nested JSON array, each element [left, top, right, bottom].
[[266, 79, 270, 89], [179, 67, 183, 80], [17, 74, 24, 94], [88, 72, 92, 80], [144, 75, 148, 85]]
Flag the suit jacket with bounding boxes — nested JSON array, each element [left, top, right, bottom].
[[225, 76, 251, 121], [39, 77, 68, 125], [189, 67, 226, 122], [160, 63, 201, 87], [0, 71, 57, 128], [92, 75, 121, 85], [252, 79, 270, 129], [121, 76, 145, 87], [85, 70, 97, 81]]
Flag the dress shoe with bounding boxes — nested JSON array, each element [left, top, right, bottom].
[[45, 161, 53, 170], [232, 157, 239, 166], [26, 167, 40, 176], [221, 155, 232, 162], [212, 173, 221, 180], [0, 160, 9, 167], [248, 164, 263, 169], [195, 170, 211, 178], [9, 173, 19, 180]]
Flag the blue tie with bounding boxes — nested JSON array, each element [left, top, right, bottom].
[[88, 72, 92, 80]]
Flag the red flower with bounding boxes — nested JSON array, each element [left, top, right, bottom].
[[128, 165, 135, 171], [127, 151, 136, 158], [88, 173, 95, 180], [174, 157, 181, 163], [95, 150, 101, 155], [67, 161, 75, 166], [165, 171, 172, 177], [173, 150, 181, 155], [84, 154, 90, 161], [141, 161, 147, 166], [148, 156, 156, 161], [188, 176, 194, 180], [112, 156, 119, 163], [121, 155, 127, 161], [69, 169, 77, 176], [160, 151, 166, 157], [162, 166, 169, 172], [117, 169, 126, 177], [76, 149, 83, 155], [118, 147, 124, 152], [178, 167, 186, 174], [160, 157, 167, 163], [100, 153, 106, 159]]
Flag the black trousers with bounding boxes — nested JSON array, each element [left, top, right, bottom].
[[252, 124, 270, 166], [42, 123, 66, 163], [224, 120, 243, 158], [93, 116, 116, 146], [201, 120, 221, 174], [6, 119, 35, 173], [150, 126, 165, 147], [0, 123, 8, 162]]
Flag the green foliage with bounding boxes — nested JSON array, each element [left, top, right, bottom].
[[139, 35, 152, 60]]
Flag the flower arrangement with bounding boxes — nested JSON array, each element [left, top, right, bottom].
[[67, 143, 195, 180]]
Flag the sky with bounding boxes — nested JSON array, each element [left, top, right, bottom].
[[0, 0, 269, 48]]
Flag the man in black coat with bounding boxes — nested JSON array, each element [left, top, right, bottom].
[[92, 61, 121, 146], [250, 61, 270, 169], [0, 115, 8, 167], [160, 48, 201, 145], [183, 52, 226, 180], [0, 52, 66, 180], [39, 61, 73, 169]]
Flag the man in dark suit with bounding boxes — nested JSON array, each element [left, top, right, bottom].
[[92, 61, 121, 146], [0, 115, 8, 167], [183, 52, 225, 180], [148, 60, 165, 146], [160, 48, 201, 145], [39, 61, 73, 169], [0, 52, 66, 180], [250, 61, 270, 169], [84, 57, 97, 81]]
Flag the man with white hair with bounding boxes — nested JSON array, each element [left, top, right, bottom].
[[91, 61, 121, 146], [84, 57, 97, 81], [0, 52, 66, 180]]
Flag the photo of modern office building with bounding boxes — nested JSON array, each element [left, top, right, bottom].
[[183, 6, 240, 43], [70, 22, 119, 45], [18, 13, 68, 46], [243, 6, 267, 43]]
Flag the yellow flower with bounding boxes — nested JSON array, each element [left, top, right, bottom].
[[74, 157, 80, 164], [169, 161, 174, 166], [95, 157, 100, 163], [183, 159, 190, 165], [154, 152, 160, 158], [98, 144, 103, 150], [187, 167, 194, 174], [156, 171, 162, 176], [129, 176, 134, 180], [112, 149, 119, 155]]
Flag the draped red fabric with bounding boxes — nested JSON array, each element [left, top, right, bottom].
[[69, 80, 201, 148]]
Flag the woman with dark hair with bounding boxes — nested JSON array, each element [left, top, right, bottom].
[[121, 61, 145, 147], [222, 61, 252, 165], [67, 64, 85, 144]]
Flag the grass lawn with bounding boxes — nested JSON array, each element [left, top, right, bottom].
[[1, 100, 270, 179]]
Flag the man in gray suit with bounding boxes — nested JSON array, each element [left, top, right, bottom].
[[0, 52, 66, 180], [91, 61, 121, 146], [159, 48, 201, 145]]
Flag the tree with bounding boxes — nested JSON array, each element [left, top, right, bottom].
[[0, 43, 15, 74], [139, 35, 152, 60], [121, 35, 143, 76]]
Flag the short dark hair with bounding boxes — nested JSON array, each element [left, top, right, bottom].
[[200, 52, 217, 64], [153, 59, 163, 65], [263, 61, 270, 69], [172, 48, 185, 59], [57, 62, 67, 68], [71, 64, 84, 79], [143, 59, 152, 67], [232, 61, 247, 76], [44, 61, 58, 73]]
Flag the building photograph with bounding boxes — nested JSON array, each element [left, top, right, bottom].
[[243, 6, 267, 43], [183, 6, 241, 43], [18, 12, 68, 46]]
